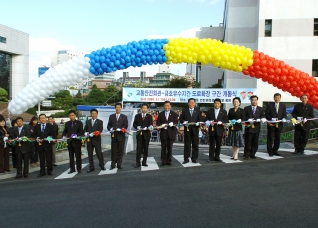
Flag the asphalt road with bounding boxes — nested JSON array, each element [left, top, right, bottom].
[[0, 144, 318, 228]]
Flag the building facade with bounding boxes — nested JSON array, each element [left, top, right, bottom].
[[51, 50, 85, 67], [0, 24, 29, 99]]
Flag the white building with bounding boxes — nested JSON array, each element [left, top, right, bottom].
[[158, 64, 170, 73], [200, 0, 318, 109], [51, 50, 85, 67], [0, 24, 29, 99]]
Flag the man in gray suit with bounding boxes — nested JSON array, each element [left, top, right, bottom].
[[85, 108, 105, 172]]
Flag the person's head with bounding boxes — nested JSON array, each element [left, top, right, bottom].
[[232, 97, 241, 108], [48, 116, 54, 124], [39, 114, 47, 124], [115, 102, 122, 114], [11, 119, 17, 127], [274, 93, 281, 103], [163, 101, 171, 112], [250, 95, 258, 106], [188, 98, 196, 109], [141, 103, 149, 113], [0, 115, 5, 127], [300, 94, 309, 104], [68, 110, 77, 121], [90, 108, 98, 119], [214, 98, 221, 109], [16, 117, 23, 127], [61, 119, 64, 123], [29, 116, 38, 125]]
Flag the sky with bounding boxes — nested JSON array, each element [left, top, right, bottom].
[[0, 0, 225, 82]]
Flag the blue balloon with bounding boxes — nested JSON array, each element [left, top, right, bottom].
[[157, 55, 162, 61], [127, 44, 133, 49], [106, 54, 111, 59], [89, 67, 96, 73], [137, 63, 143, 67], [150, 44, 155, 49], [151, 55, 157, 61], [125, 63, 131, 68], [96, 50, 101, 55], [154, 61, 158, 64], [155, 44, 161, 50], [162, 56, 167, 62], [159, 49, 165, 55], [141, 55, 146, 61], [116, 47, 122, 53], [142, 61, 147, 65], [149, 50, 154, 55], [109, 62, 115, 68], [94, 63, 101, 69], [111, 49, 116, 55], [115, 60, 120, 66], [159, 61, 164, 64], [132, 62, 137, 67], [145, 45, 149, 50], [100, 56, 106, 63], [101, 63, 107, 69], [105, 58, 111, 64], [120, 51, 126, 58], [90, 59, 96, 65], [148, 61, 153, 65], [94, 55, 100, 62], [105, 48, 111, 53], [113, 67, 118, 71], [111, 56, 116, 62], [126, 49, 132, 56], [84, 54, 90, 58], [98, 68, 103, 74], [136, 51, 142, 57], [115, 53, 121, 60], [94, 71, 98, 76], [143, 50, 149, 56], [139, 45, 145, 51], [154, 50, 159, 55], [106, 67, 111, 73], [131, 54, 136, 61], [91, 51, 96, 55], [120, 58, 126, 65], [131, 48, 137, 54], [135, 57, 141, 63], [146, 56, 151, 62], [125, 56, 131, 62], [119, 65, 125, 70]]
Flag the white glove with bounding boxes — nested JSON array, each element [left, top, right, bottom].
[[36, 137, 40, 142], [183, 121, 188, 125], [196, 122, 200, 126], [261, 118, 266, 123], [297, 117, 303, 120], [143, 127, 147, 130], [271, 118, 278, 121], [84, 132, 89, 136], [237, 119, 241, 123], [148, 125, 154, 131], [303, 118, 307, 123], [110, 127, 114, 133], [62, 136, 67, 140], [3, 136, 8, 141], [256, 119, 261, 122], [17, 137, 22, 142], [89, 133, 94, 137], [137, 126, 141, 130], [72, 134, 77, 138], [169, 122, 173, 127], [217, 121, 222, 125], [116, 128, 121, 131], [248, 119, 254, 123], [282, 118, 287, 122]]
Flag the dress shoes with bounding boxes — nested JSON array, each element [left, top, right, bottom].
[[134, 164, 141, 168], [230, 157, 234, 160], [53, 164, 58, 167], [77, 170, 82, 173], [68, 171, 75, 174], [15, 175, 22, 179], [101, 167, 106, 171], [142, 164, 148, 167], [5, 170, 11, 172], [300, 151, 305, 154], [110, 166, 116, 170], [48, 172, 54, 176], [269, 155, 273, 157], [159, 163, 165, 166], [292, 151, 299, 154], [24, 174, 28, 178], [117, 166, 122, 169], [182, 161, 189, 164], [244, 156, 249, 160], [166, 163, 171, 166], [37, 173, 46, 177], [273, 153, 281, 156], [214, 158, 222, 162], [250, 155, 256, 159], [192, 160, 197, 163], [87, 169, 95, 173]]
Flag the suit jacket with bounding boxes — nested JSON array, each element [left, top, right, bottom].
[[265, 102, 287, 131], [11, 126, 32, 153], [0, 126, 10, 148], [62, 120, 84, 148], [34, 123, 56, 152], [244, 105, 265, 133], [206, 108, 229, 136], [228, 107, 246, 131], [179, 107, 202, 135], [133, 113, 153, 140], [85, 118, 103, 145], [157, 110, 179, 140], [292, 103, 314, 130], [52, 123, 59, 137], [107, 113, 128, 142]]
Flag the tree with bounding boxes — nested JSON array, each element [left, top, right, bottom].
[[52, 90, 73, 109], [164, 77, 191, 88], [104, 85, 122, 104], [208, 83, 223, 88], [0, 88, 8, 102], [85, 84, 106, 105], [133, 80, 148, 88]]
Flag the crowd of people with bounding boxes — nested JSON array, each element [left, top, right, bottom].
[[0, 93, 313, 178]]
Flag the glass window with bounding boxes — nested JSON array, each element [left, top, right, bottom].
[[88, 81, 92, 86], [0, 52, 12, 98], [58, 50, 67, 55], [265, 19, 272, 37], [314, 19, 318, 36], [312, 60, 318, 77], [0, 36, 6, 44]]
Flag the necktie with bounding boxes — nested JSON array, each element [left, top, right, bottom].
[[116, 114, 119, 121], [142, 114, 145, 120], [92, 119, 95, 126], [18, 127, 22, 135], [215, 109, 219, 119], [252, 106, 256, 115], [166, 112, 169, 121], [41, 124, 45, 133], [190, 109, 193, 117], [71, 121, 74, 128], [275, 103, 279, 113]]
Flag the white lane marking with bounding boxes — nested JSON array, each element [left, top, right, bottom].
[[55, 163, 88, 179], [99, 161, 118, 175], [172, 155, 201, 167], [141, 157, 159, 171], [278, 148, 318, 155], [238, 151, 283, 160], [203, 153, 242, 163]]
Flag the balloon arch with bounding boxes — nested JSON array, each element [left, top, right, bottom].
[[8, 37, 317, 115]]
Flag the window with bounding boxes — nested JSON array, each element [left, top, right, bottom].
[[0, 36, 6, 44], [265, 19, 272, 37], [88, 81, 92, 86], [106, 82, 110, 86], [313, 60, 318, 77], [58, 50, 67, 55], [314, 19, 318, 36]]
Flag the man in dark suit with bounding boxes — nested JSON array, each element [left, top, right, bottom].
[[107, 103, 128, 170], [244, 95, 266, 159], [205, 98, 228, 162], [180, 98, 202, 164], [84, 108, 105, 172], [48, 116, 59, 166], [291, 94, 314, 154], [133, 103, 153, 168], [62, 110, 84, 174], [265, 93, 287, 156], [10, 117, 32, 178], [34, 114, 56, 177], [157, 101, 179, 166]]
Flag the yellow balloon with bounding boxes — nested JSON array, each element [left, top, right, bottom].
[[163, 44, 169, 51]]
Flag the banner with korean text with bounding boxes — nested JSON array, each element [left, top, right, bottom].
[[122, 88, 257, 103]]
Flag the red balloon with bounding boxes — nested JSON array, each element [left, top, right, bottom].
[[285, 82, 291, 88], [275, 68, 282, 75], [281, 76, 287, 81]]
